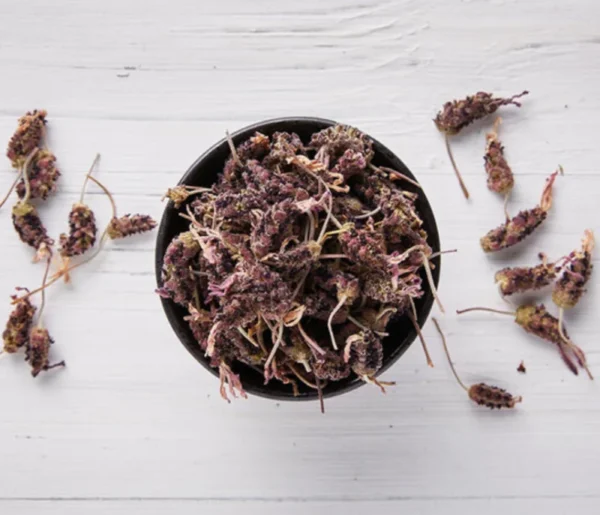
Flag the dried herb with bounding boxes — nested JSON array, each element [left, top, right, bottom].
[[432, 318, 522, 409], [107, 214, 157, 239], [16, 149, 60, 201], [434, 91, 528, 199], [6, 110, 47, 169], [1, 290, 36, 354], [484, 118, 514, 218], [58, 154, 101, 263], [517, 361, 526, 373], [481, 169, 559, 253], [495, 253, 559, 296], [12, 201, 53, 262], [552, 230, 594, 351], [158, 125, 439, 402], [456, 304, 592, 379]]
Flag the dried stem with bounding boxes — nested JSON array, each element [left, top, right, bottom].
[[315, 375, 325, 414], [409, 298, 433, 367], [225, 130, 242, 167], [346, 314, 388, 338], [36, 257, 52, 325], [558, 308, 593, 380], [355, 206, 381, 220], [236, 326, 259, 348], [0, 169, 24, 209], [371, 164, 421, 189], [88, 176, 117, 218], [456, 307, 515, 316], [264, 323, 284, 369], [287, 363, 318, 389], [420, 251, 444, 313], [432, 317, 468, 392], [503, 193, 510, 222], [429, 249, 458, 259], [445, 134, 470, 199], [327, 295, 347, 350], [79, 153, 101, 204], [21, 148, 39, 204], [297, 322, 326, 356], [319, 254, 349, 260]]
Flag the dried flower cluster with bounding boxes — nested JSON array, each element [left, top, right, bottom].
[[158, 125, 441, 405], [2, 111, 157, 378], [434, 91, 528, 199]]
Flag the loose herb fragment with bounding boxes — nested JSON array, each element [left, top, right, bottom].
[[481, 169, 559, 253], [484, 118, 514, 219], [434, 91, 528, 199], [158, 125, 438, 401], [432, 318, 522, 409], [456, 304, 592, 379], [517, 361, 526, 373]]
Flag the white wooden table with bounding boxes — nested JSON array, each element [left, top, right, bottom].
[[0, 1, 599, 513]]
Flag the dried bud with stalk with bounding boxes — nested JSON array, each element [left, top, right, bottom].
[[58, 154, 101, 276], [1, 290, 36, 355], [552, 230, 595, 349], [432, 318, 522, 409], [484, 118, 514, 219], [481, 169, 559, 253], [163, 185, 213, 209], [16, 149, 60, 201], [343, 330, 395, 393], [434, 91, 528, 199], [107, 214, 157, 239], [24, 259, 65, 377], [456, 304, 592, 379], [495, 253, 560, 296]]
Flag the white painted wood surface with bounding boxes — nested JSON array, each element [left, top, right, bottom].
[[0, 1, 599, 513]]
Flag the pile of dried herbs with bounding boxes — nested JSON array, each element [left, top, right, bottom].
[[159, 125, 442, 407], [1, 110, 157, 376]]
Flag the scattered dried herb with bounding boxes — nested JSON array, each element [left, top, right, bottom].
[[434, 91, 528, 199], [6, 110, 47, 169], [107, 214, 157, 239], [1, 289, 36, 355], [16, 149, 60, 201], [480, 169, 559, 253], [432, 318, 522, 409], [484, 118, 514, 219], [456, 304, 592, 379], [517, 361, 526, 373], [158, 125, 440, 402]]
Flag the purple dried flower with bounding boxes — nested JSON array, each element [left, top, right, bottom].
[[157, 231, 201, 306], [6, 109, 47, 168], [2, 292, 36, 354], [12, 201, 53, 261], [313, 350, 350, 381], [332, 149, 367, 180], [59, 203, 97, 258], [16, 150, 60, 201], [25, 326, 65, 377], [107, 214, 157, 239], [343, 330, 393, 392], [481, 170, 558, 253], [484, 118, 514, 196], [553, 230, 594, 310], [434, 91, 529, 136], [495, 260, 558, 296]]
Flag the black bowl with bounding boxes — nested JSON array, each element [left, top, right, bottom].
[[155, 117, 441, 401]]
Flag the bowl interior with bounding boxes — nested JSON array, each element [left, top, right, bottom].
[[155, 117, 441, 400]]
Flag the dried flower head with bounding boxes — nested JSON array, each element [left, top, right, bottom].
[[59, 203, 97, 258], [552, 230, 594, 310], [495, 256, 558, 296], [25, 326, 65, 377], [6, 109, 47, 168], [12, 201, 53, 262], [481, 170, 559, 253], [2, 292, 36, 354], [432, 318, 522, 409], [107, 214, 157, 239], [16, 150, 60, 201], [484, 118, 514, 214]]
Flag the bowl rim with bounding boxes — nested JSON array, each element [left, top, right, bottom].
[[155, 116, 441, 401]]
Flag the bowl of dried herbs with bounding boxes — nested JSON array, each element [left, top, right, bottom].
[[155, 117, 441, 408]]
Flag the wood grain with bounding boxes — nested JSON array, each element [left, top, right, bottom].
[[0, 1, 599, 513]]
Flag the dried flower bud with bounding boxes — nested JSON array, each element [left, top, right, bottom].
[[434, 91, 528, 135], [480, 170, 558, 253], [313, 350, 351, 381], [332, 149, 367, 180], [59, 203, 97, 258], [262, 132, 305, 167], [2, 293, 36, 353], [552, 230, 594, 310], [157, 231, 201, 306], [12, 201, 53, 261], [16, 150, 60, 200], [309, 125, 373, 165], [468, 383, 522, 409], [344, 330, 383, 378], [484, 119, 514, 195], [107, 214, 157, 239], [6, 109, 47, 168], [25, 327, 65, 377], [495, 262, 558, 296]]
